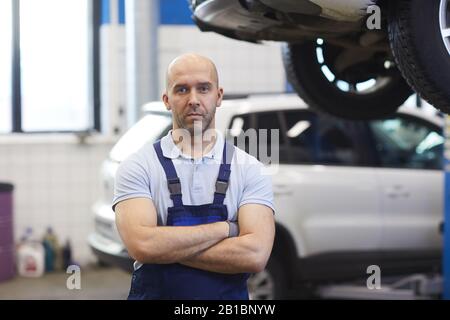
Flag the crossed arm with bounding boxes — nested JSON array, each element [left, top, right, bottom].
[[115, 197, 275, 274]]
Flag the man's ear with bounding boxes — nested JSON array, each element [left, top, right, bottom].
[[216, 87, 224, 108], [162, 92, 171, 110]]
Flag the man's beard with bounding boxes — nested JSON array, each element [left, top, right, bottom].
[[177, 109, 215, 136], [172, 108, 217, 155]]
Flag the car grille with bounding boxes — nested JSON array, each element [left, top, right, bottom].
[[95, 217, 116, 241]]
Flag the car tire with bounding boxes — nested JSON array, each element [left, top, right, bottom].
[[388, 0, 450, 114], [248, 254, 287, 300], [282, 40, 412, 120]]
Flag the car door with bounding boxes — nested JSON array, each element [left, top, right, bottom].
[[263, 110, 382, 257], [367, 114, 444, 252]]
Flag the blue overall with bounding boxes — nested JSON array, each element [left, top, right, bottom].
[[127, 140, 249, 300]]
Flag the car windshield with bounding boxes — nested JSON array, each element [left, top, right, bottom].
[[110, 113, 172, 162]]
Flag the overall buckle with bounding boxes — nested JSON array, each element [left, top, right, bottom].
[[215, 180, 229, 194], [168, 178, 182, 195]]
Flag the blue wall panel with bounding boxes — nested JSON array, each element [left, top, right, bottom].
[[101, 0, 110, 25], [101, 0, 193, 25], [118, 0, 125, 24], [160, 0, 193, 25]]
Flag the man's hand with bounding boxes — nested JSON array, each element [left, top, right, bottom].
[[115, 197, 229, 264], [180, 203, 275, 274]]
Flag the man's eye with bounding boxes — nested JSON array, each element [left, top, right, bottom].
[[199, 86, 209, 93], [177, 87, 187, 93]]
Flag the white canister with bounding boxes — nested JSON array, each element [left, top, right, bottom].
[[17, 241, 45, 278]]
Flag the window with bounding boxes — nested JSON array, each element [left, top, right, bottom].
[[0, 0, 12, 133], [317, 117, 358, 165], [368, 116, 444, 170], [1, 0, 99, 133], [228, 112, 287, 164], [255, 112, 287, 164], [284, 110, 359, 165], [283, 110, 317, 163], [21, 0, 93, 131], [228, 110, 359, 166], [227, 114, 253, 155]]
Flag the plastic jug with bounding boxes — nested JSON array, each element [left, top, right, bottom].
[[17, 241, 45, 278]]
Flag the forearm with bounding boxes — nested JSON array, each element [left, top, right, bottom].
[[180, 233, 266, 274], [135, 221, 228, 264]]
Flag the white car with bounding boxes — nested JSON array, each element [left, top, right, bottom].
[[88, 94, 444, 299], [189, 0, 450, 120]]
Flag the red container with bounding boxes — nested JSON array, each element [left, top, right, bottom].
[[0, 183, 15, 282]]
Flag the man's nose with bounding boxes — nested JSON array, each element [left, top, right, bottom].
[[188, 90, 200, 108]]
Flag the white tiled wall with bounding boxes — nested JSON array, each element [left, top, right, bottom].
[[0, 139, 114, 266]]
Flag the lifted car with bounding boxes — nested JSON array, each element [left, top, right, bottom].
[[189, 0, 450, 120]]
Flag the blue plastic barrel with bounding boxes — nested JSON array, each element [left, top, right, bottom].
[[0, 183, 15, 282]]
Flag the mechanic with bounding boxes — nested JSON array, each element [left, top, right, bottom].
[[113, 53, 275, 300]]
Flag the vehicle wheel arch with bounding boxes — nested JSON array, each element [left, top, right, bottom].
[[271, 222, 300, 283]]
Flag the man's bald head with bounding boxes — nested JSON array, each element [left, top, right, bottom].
[[165, 53, 219, 91]]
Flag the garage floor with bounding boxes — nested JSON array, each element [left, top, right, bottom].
[[0, 265, 131, 300]]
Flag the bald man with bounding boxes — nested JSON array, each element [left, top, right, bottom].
[[113, 53, 275, 300]]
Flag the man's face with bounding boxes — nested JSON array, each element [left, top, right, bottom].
[[163, 59, 223, 135]]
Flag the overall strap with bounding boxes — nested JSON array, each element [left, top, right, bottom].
[[153, 141, 183, 207], [213, 142, 235, 205]]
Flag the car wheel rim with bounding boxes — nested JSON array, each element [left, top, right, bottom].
[[247, 269, 275, 300], [315, 38, 395, 95], [440, 0, 450, 55]]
